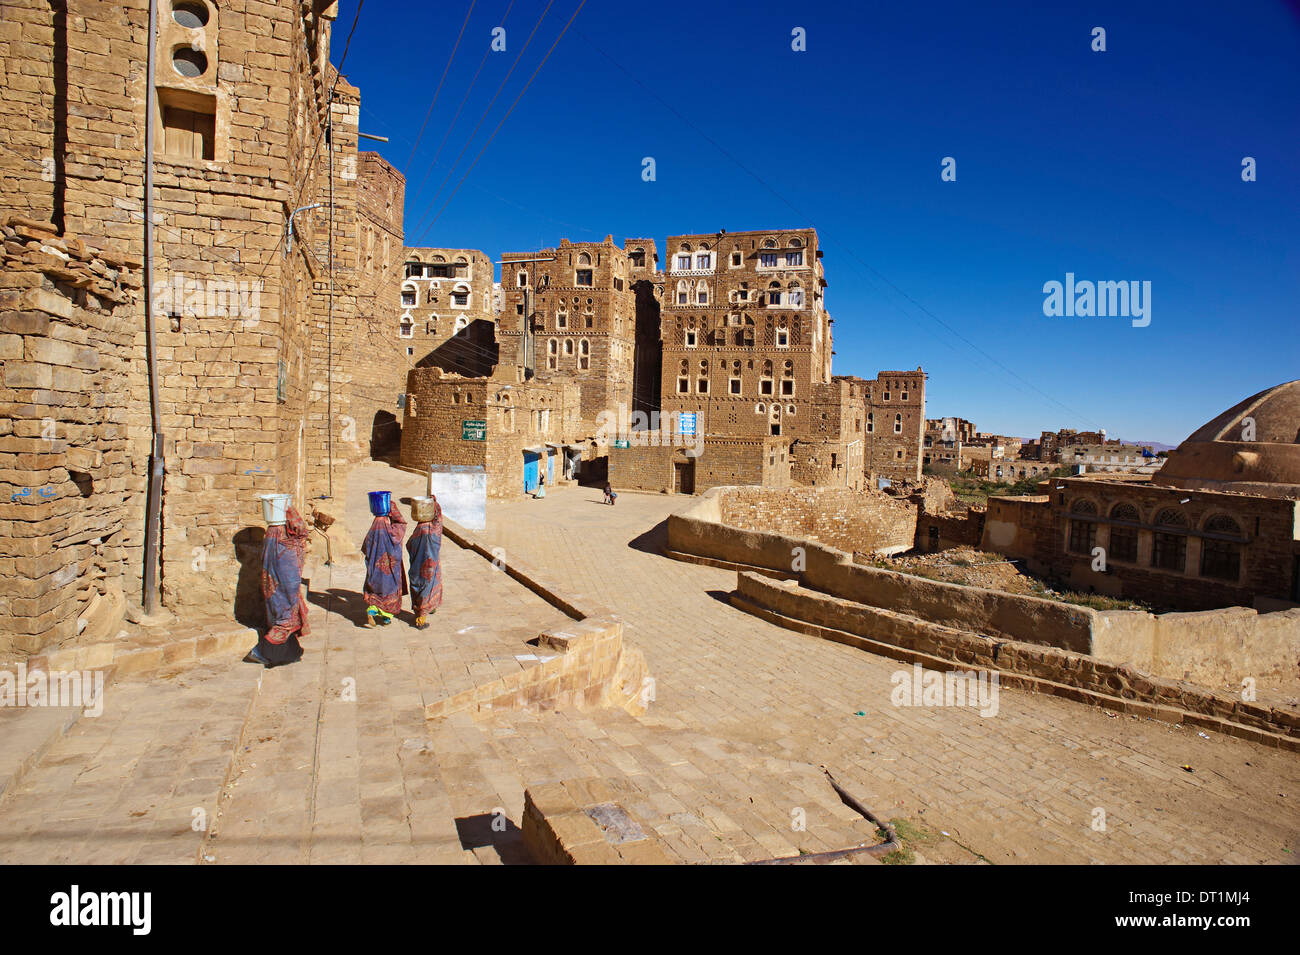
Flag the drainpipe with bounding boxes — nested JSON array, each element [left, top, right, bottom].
[[142, 0, 163, 615]]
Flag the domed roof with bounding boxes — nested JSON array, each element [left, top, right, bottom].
[[1154, 380, 1300, 496]]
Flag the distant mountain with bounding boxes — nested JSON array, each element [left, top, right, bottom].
[[1116, 439, 1178, 452]]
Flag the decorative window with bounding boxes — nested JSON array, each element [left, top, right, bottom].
[[576, 269, 593, 286], [579, 339, 589, 370], [766, 283, 781, 305], [760, 360, 774, 396], [1200, 514, 1243, 581], [676, 254, 691, 270], [695, 252, 712, 270], [894, 413, 902, 434], [399, 315, 414, 338], [454, 316, 469, 335], [731, 251, 742, 267], [677, 280, 688, 305], [760, 253, 778, 268], [776, 330, 789, 347], [563, 339, 574, 355], [788, 287, 803, 306], [401, 289, 416, 306], [785, 250, 803, 266], [685, 330, 697, 347], [697, 282, 709, 305], [557, 312, 567, 329]]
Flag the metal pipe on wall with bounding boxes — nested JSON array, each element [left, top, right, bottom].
[[142, 0, 164, 614]]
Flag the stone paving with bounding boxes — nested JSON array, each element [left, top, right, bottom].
[[0, 465, 1295, 864]]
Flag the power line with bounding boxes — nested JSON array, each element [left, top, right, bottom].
[[403, 0, 478, 172], [406, 0, 561, 244], [403, 0, 517, 218], [418, 0, 588, 240]]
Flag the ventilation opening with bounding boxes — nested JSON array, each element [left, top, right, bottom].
[[172, 1, 210, 28]]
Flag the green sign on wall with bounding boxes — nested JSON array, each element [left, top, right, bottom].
[[462, 419, 486, 441]]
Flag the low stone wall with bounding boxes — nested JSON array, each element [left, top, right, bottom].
[[735, 572, 1298, 747], [719, 485, 916, 557], [667, 487, 1094, 651], [667, 486, 1300, 693], [427, 517, 650, 721], [1095, 606, 1300, 690]]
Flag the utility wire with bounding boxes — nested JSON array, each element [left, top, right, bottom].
[[403, 0, 478, 172]]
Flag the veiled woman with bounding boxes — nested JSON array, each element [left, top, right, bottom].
[[361, 500, 407, 626], [248, 505, 310, 667], [406, 496, 443, 630]]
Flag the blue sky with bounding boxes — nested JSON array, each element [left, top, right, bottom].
[[338, 0, 1299, 444]]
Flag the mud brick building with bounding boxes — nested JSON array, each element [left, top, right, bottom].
[[982, 381, 1300, 611], [400, 247, 495, 380], [629, 228, 853, 493], [0, 1, 390, 653], [857, 369, 926, 484], [399, 364, 584, 498], [498, 237, 639, 432], [924, 416, 976, 471]]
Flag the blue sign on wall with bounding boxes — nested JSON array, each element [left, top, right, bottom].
[[678, 412, 697, 437]]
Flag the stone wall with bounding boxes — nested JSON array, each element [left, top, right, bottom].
[[719, 486, 916, 557], [0, 1, 385, 638], [0, 219, 143, 654]]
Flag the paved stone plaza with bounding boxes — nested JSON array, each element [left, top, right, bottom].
[[0, 463, 1295, 864]]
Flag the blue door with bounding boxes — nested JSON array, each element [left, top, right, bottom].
[[546, 449, 555, 484], [523, 451, 540, 494]]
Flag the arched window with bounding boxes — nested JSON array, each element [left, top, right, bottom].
[[577, 252, 591, 266], [1200, 514, 1243, 581], [677, 279, 688, 306], [893, 412, 903, 434], [767, 282, 782, 306], [1108, 502, 1140, 563], [866, 412, 873, 433], [697, 280, 709, 305], [1152, 508, 1187, 572], [547, 338, 558, 370], [788, 285, 803, 306], [563, 339, 574, 355]]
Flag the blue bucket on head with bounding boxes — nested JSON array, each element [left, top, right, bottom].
[[368, 490, 392, 517]]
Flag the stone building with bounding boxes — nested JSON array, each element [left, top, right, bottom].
[[400, 247, 495, 378], [923, 416, 976, 471], [860, 369, 926, 483], [399, 364, 583, 498], [344, 151, 406, 461], [617, 227, 854, 494], [1058, 443, 1164, 475], [498, 237, 639, 432], [981, 381, 1300, 611], [0, 0, 385, 653]]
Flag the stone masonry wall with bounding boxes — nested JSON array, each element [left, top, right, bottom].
[[0, 217, 144, 655], [719, 485, 916, 557]]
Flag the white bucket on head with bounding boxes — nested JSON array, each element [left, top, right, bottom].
[[260, 493, 291, 525], [412, 496, 438, 522]]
